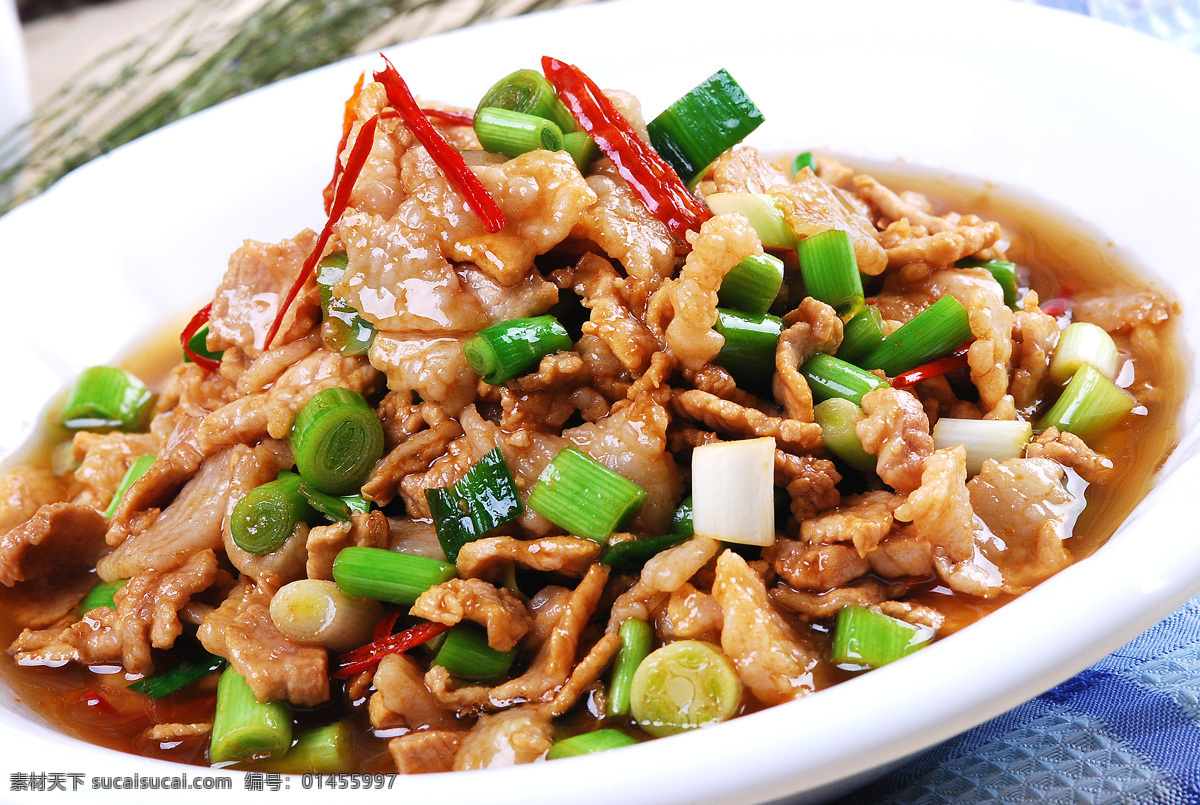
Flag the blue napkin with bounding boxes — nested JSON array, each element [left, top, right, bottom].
[[838, 596, 1200, 803]]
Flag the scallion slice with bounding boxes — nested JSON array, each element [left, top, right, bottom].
[[796, 229, 865, 319], [269, 579, 382, 653], [548, 729, 639, 760], [476, 68, 577, 135], [671, 496, 694, 538], [289, 388, 385, 496], [230, 473, 316, 555], [431, 622, 517, 681], [813, 398, 876, 473], [691, 437, 775, 547], [714, 309, 783, 386], [606, 618, 654, 719], [426, 447, 523, 563], [61, 367, 154, 432], [1048, 321, 1120, 385], [831, 606, 932, 669], [209, 667, 292, 763], [717, 253, 784, 316], [800, 353, 889, 406], [600, 532, 689, 574], [298, 479, 370, 523], [630, 640, 742, 737], [958, 258, 1019, 310], [932, 417, 1033, 475], [331, 547, 457, 605], [704, 192, 796, 249], [475, 107, 566, 158], [860, 296, 973, 377], [527, 447, 647, 543], [316, 252, 375, 357], [646, 69, 764, 186], [1036, 363, 1136, 444], [790, 151, 816, 178], [836, 306, 886, 366], [562, 131, 601, 171], [77, 580, 127, 615], [463, 315, 573, 385], [129, 649, 225, 699], [183, 324, 225, 366], [257, 721, 352, 774], [103, 454, 155, 518]]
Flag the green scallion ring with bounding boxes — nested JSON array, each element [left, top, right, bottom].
[[289, 388, 385, 496]]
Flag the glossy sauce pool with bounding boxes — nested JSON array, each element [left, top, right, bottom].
[[0, 169, 1187, 770]]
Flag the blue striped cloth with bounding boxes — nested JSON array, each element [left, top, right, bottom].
[[838, 597, 1200, 803]]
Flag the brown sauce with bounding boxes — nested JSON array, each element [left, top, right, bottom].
[[0, 168, 1186, 770]]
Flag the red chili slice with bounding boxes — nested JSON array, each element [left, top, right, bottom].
[[541, 55, 711, 242], [373, 56, 505, 234], [891, 343, 972, 388], [333, 621, 450, 679], [1040, 297, 1071, 318], [372, 606, 402, 643], [323, 71, 366, 215], [180, 303, 220, 373], [83, 689, 119, 717], [421, 107, 475, 127]]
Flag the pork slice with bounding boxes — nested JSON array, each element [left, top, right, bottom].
[[783, 455, 842, 523], [801, 491, 902, 558], [772, 169, 886, 276], [115, 549, 219, 674], [0, 468, 68, 536], [894, 446, 975, 566], [306, 510, 390, 581], [774, 298, 842, 423], [1071, 288, 1173, 334], [711, 146, 789, 194], [672, 389, 823, 454], [857, 387, 935, 494], [607, 537, 721, 630], [545, 630, 622, 718], [369, 333, 478, 416], [456, 536, 601, 581], [370, 653, 458, 731], [71, 432, 159, 512], [1010, 293, 1061, 411], [389, 730, 464, 775], [410, 579, 532, 652], [452, 707, 553, 770], [0, 503, 108, 586], [766, 541, 869, 591], [364, 415, 463, 507], [1024, 427, 1114, 484], [10, 607, 122, 667], [660, 583, 724, 641], [0, 570, 96, 629], [566, 253, 658, 374], [770, 578, 909, 620]]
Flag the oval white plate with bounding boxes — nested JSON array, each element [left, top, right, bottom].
[[2, 1, 1200, 803]]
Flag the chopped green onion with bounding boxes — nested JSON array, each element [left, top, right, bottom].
[[463, 315, 573, 385], [298, 479, 369, 523], [958, 258, 1019, 309], [474, 107, 565, 158], [289, 388, 385, 496], [258, 721, 352, 774], [230, 473, 316, 555], [790, 151, 816, 178], [600, 532, 689, 574], [77, 580, 127, 615], [61, 367, 154, 432], [1036, 363, 1136, 444], [714, 309, 783, 386], [630, 640, 742, 737], [606, 618, 654, 718], [836, 306, 886, 366], [209, 667, 292, 763], [718, 253, 784, 316], [129, 649, 225, 699], [316, 252, 376, 357], [814, 398, 876, 473], [796, 229, 864, 318], [527, 447, 647, 543], [931, 417, 1033, 475], [671, 496, 694, 537], [646, 69, 764, 186], [426, 447, 523, 563], [704, 192, 796, 249], [548, 729, 639, 759], [431, 622, 517, 681], [801, 353, 889, 406], [691, 437, 775, 547], [562, 131, 601, 171], [269, 579, 383, 653], [331, 547, 457, 605], [1048, 321, 1120, 385], [476, 68, 577, 135], [183, 324, 225, 365], [103, 454, 155, 519], [860, 296, 973, 377], [831, 606, 932, 669]]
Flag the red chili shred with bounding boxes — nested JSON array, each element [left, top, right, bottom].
[[180, 303, 220, 373], [421, 107, 475, 127], [541, 55, 711, 242], [373, 56, 505, 234], [890, 342, 972, 388], [334, 621, 450, 679], [323, 71, 366, 216]]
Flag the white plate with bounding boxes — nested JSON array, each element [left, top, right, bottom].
[[2, 0, 1200, 803]]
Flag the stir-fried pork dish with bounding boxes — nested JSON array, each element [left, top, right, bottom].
[[0, 57, 1183, 773]]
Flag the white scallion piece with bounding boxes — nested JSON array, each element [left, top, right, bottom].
[[704, 192, 796, 248], [691, 436, 776, 546], [1048, 321, 1120, 385], [932, 418, 1033, 475], [269, 579, 383, 653]]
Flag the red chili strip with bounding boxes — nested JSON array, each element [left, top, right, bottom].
[[1040, 297, 1071, 318], [264, 111, 391, 350], [890, 343, 972, 389], [422, 107, 475, 127], [333, 621, 450, 679], [84, 689, 119, 717], [323, 72, 366, 215], [373, 56, 505, 234], [541, 55, 711, 241], [180, 303, 220, 373], [372, 606, 402, 643]]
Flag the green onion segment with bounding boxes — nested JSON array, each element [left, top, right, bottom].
[[796, 229, 864, 318], [606, 618, 654, 718], [831, 606, 932, 669], [61, 367, 154, 432], [718, 253, 784, 316], [431, 623, 517, 681], [801, 353, 889, 406], [548, 729, 639, 760], [562, 131, 601, 171], [426, 447, 523, 563], [600, 532, 689, 574], [77, 580, 127, 615], [476, 68, 577, 135], [130, 649, 225, 699], [714, 309, 783, 387], [1048, 322, 1120, 385], [331, 546, 457, 606], [704, 192, 796, 249], [958, 258, 1019, 309], [209, 667, 292, 763], [298, 480, 370, 523], [836, 306, 885, 366], [1036, 363, 1136, 444], [931, 417, 1033, 476], [269, 579, 383, 653], [790, 151, 816, 177], [259, 721, 353, 775], [289, 388, 385, 496], [814, 398, 876, 473], [860, 296, 972, 377], [527, 447, 647, 543], [630, 640, 742, 737], [230, 473, 316, 555], [475, 107, 566, 158], [463, 315, 573, 385], [316, 252, 376, 356], [104, 454, 156, 518]]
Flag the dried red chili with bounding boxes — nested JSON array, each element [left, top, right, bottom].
[[373, 56, 505, 234], [180, 303, 220, 373], [333, 621, 450, 679], [541, 55, 711, 242], [890, 342, 972, 388], [323, 72, 366, 215]]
